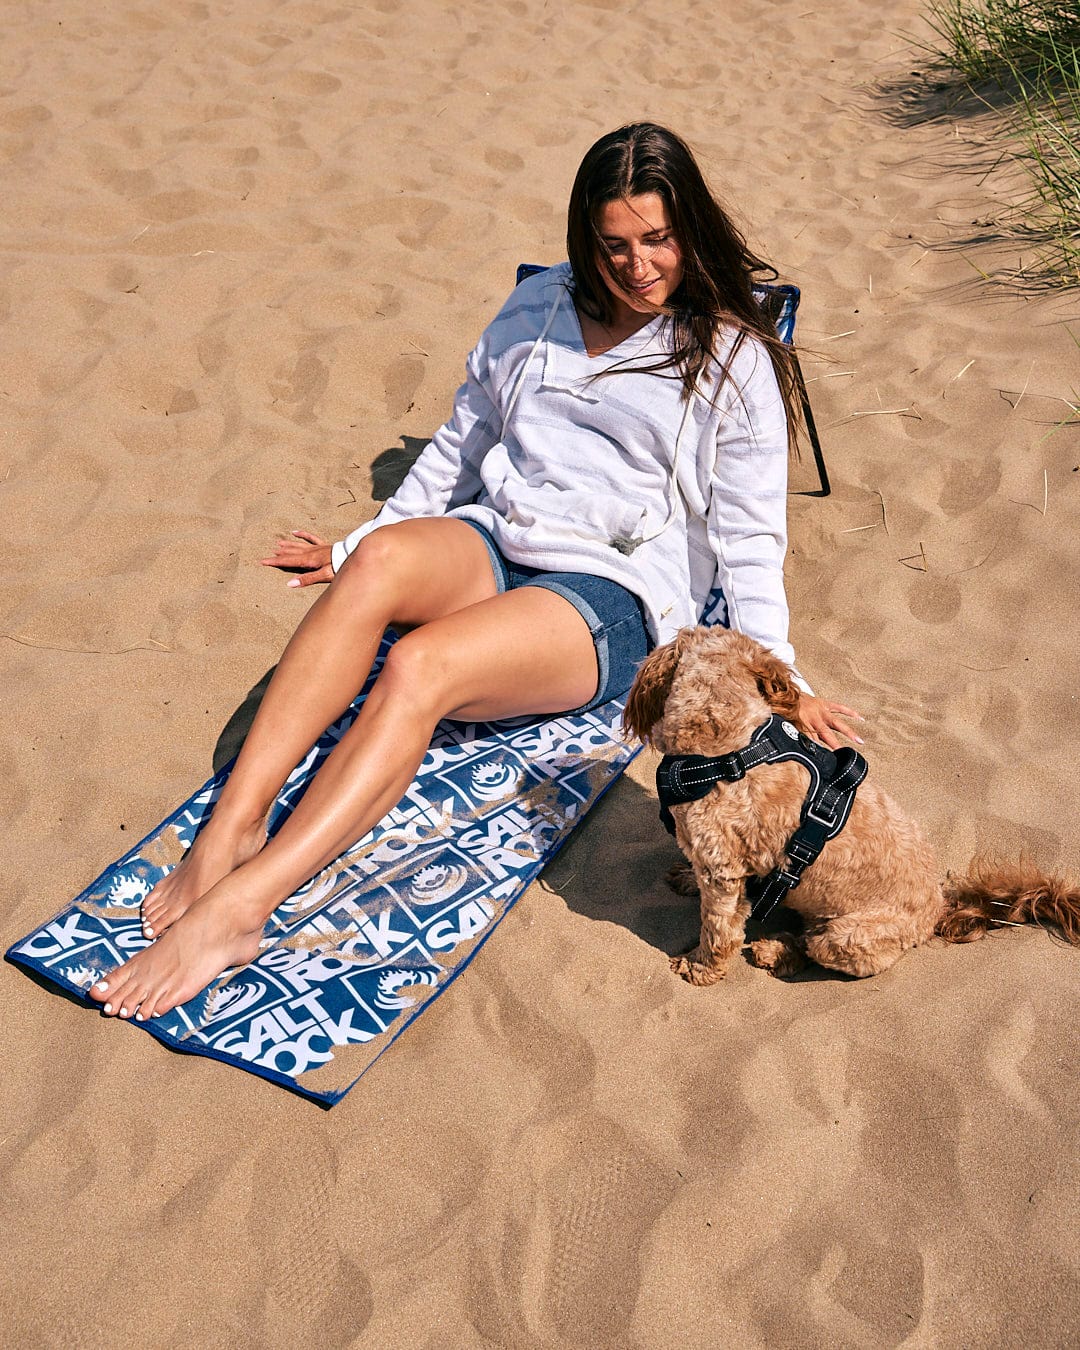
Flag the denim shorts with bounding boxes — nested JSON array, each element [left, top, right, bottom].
[[462, 520, 652, 714]]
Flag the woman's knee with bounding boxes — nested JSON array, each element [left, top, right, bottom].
[[376, 630, 457, 716], [331, 528, 410, 604], [332, 518, 497, 631]]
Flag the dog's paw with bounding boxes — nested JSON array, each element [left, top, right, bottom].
[[670, 950, 726, 985], [665, 862, 700, 896], [748, 935, 807, 977]]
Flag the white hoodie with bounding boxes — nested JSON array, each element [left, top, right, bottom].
[[333, 263, 804, 682]]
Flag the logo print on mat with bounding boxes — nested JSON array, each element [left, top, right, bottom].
[[206, 979, 268, 1022], [62, 964, 98, 989], [375, 968, 439, 1010], [407, 862, 468, 906], [470, 759, 520, 802], [107, 873, 152, 908]]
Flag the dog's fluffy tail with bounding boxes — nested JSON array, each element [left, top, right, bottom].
[[937, 855, 1080, 945]]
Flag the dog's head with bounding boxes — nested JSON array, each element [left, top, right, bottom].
[[623, 626, 803, 753]]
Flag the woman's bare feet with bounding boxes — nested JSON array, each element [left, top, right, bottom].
[[141, 819, 266, 940], [93, 877, 270, 1021]]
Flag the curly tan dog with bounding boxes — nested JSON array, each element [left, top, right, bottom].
[[623, 625, 1080, 984]]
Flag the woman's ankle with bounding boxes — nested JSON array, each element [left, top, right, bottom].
[[198, 806, 268, 848]]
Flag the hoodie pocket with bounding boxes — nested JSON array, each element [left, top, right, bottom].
[[493, 477, 648, 550]]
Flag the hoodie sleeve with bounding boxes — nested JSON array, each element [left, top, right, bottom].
[[705, 335, 813, 694], [331, 332, 502, 572]]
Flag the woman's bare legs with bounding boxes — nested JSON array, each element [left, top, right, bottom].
[[94, 570, 600, 1020], [138, 519, 502, 940]]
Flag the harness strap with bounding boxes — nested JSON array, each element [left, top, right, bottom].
[[655, 715, 868, 923], [748, 745, 866, 922], [656, 716, 823, 834]]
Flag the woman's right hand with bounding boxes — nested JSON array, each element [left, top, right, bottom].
[[259, 530, 334, 587]]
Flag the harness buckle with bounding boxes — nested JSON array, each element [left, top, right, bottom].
[[805, 800, 839, 829]]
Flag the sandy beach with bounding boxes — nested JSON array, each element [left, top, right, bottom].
[[3, 0, 1079, 1343]]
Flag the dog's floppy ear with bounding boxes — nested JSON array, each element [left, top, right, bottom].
[[745, 645, 803, 724], [623, 630, 694, 743]]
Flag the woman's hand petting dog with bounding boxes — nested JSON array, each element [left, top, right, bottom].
[[797, 694, 864, 749]]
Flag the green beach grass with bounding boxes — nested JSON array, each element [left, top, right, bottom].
[[918, 0, 1080, 287]]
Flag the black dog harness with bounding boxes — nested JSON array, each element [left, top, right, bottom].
[[656, 715, 868, 923]]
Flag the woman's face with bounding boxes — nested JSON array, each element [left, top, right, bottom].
[[595, 192, 684, 320]]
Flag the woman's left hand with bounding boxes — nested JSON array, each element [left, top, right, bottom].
[[798, 694, 864, 751], [260, 529, 334, 587]]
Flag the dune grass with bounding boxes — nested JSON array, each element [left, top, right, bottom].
[[918, 0, 1080, 287]]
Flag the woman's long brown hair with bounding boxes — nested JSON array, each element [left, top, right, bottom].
[[566, 122, 801, 449]]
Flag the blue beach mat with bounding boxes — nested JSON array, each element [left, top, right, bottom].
[[6, 631, 649, 1105]]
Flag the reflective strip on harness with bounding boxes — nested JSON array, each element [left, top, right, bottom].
[[655, 715, 868, 922]]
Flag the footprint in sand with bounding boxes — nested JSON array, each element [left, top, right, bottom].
[[813, 1237, 926, 1343], [537, 1117, 675, 1342], [196, 321, 230, 377], [108, 262, 143, 293], [484, 147, 524, 173], [247, 1131, 373, 1345], [277, 70, 343, 98], [382, 355, 425, 418], [939, 455, 1002, 517], [268, 346, 330, 420], [38, 349, 106, 398], [166, 387, 200, 416], [907, 573, 962, 625], [971, 812, 1061, 866], [961, 683, 1023, 744], [87, 153, 156, 200], [0, 102, 52, 132]]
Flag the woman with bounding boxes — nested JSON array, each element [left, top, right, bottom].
[[91, 123, 859, 1022]]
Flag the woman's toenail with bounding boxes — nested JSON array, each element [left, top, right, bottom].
[[103, 1003, 112, 1013], [95, 981, 108, 991], [135, 1013, 144, 1022], [119, 1007, 128, 1017]]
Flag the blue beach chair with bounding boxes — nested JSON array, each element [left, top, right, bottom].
[[515, 264, 830, 497]]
